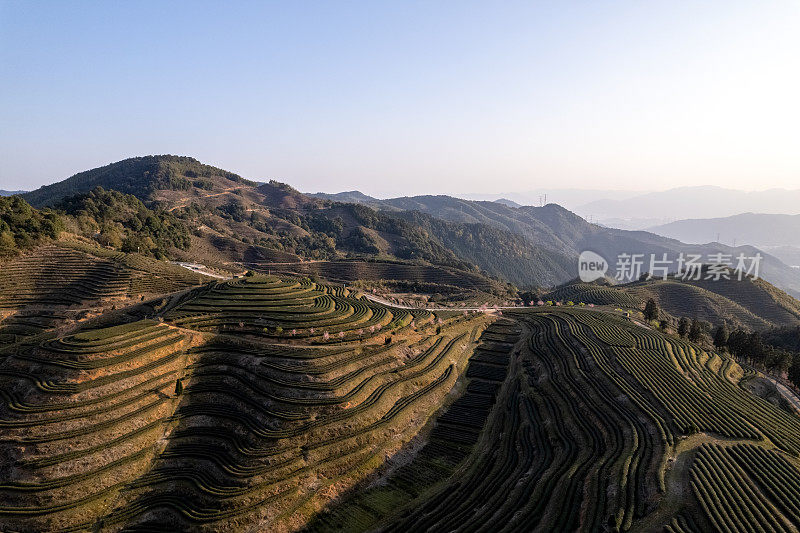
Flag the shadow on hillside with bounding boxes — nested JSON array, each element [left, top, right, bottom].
[[299, 320, 519, 532], [101, 333, 310, 529]]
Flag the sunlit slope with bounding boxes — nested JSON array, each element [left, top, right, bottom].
[[545, 274, 800, 330], [624, 280, 773, 330], [0, 242, 210, 346], [267, 260, 504, 294], [544, 281, 642, 307], [310, 308, 800, 532], [0, 274, 489, 532], [627, 275, 800, 329]]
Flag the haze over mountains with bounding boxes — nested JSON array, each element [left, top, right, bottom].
[[309, 186, 800, 297], [443, 186, 800, 231], [323, 186, 800, 232], [649, 213, 800, 247], [572, 186, 800, 230], [11, 155, 800, 298], [648, 213, 800, 268]]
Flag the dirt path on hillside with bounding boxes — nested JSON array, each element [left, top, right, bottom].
[[767, 376, 800, 412]]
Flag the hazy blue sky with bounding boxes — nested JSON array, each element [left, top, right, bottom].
[[1, 1, 798, 197]]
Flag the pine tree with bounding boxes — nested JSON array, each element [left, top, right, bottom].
[[175, 379, 183, 396], [688, 319, 703, 343], [677, 317, 690, 338], [644, 299, 659, 321], [713, 324, 729, 350]]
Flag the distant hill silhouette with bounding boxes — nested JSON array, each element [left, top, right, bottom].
[[310, 190, 380, 204], [20, 156, 800, 297], [494, 198, 522, 208], [575, 186, 800, 226], [310, 188, 800, 296], [649, 212, 800, 247]]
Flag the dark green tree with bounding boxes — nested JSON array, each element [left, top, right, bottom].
[[727, 329, 748, 356], [643, 298, 659, 321], [713, 324, 729, 350], [677, 317, 690, 338], [688, 319, 703, 343]]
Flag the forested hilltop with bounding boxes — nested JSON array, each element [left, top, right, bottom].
[[16, 154, 800, 298], [12, 155, 571, 289]]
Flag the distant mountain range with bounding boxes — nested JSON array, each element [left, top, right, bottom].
[[572, 186, 800, 229], [308, 190, 800, 297], [17, 155, 800, 297], [648, 213, 800, 267], [459, 189, 646, 211], [0, 190, 27, 196], [649, 213, 800, 247]]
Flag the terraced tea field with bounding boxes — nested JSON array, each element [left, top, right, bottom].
[[545, 277, 798, 331], [309, 308, 800, 532], [544, 282, 642, 307], [0, 243, 211, 346], [0, 273, 489, 532], [3, 268, 800, 532], [623, 279, 778, 330], [261, 260, 503, 294]]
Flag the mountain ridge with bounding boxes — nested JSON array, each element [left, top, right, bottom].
[[16, 156, 800, 297], [308, 187, 800, 297]]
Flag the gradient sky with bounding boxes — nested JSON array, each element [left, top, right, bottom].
[[1, 1, 799, 197]]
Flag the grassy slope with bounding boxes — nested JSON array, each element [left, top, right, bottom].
[[19, 156, 544, 289]]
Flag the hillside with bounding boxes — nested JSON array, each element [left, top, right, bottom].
[[542, 273, 800, 331], [575, 186, 800, 226], [624, 280, 774, 331], [18, 155, 800, 298], [6, 290, 800, 531], [17, 157, 569, 290], [648, 213, 800, 267], [0, 273, 492, 531], [0, 241, 213, 347], [310, 307, 800, 532], [310, 189, 800, 297], [23, 155, 253, 208], [393, 210, 574, 287]]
